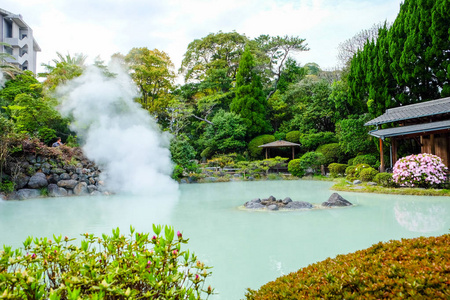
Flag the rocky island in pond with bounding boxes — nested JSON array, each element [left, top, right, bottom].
[[244, 193, 352, 210]]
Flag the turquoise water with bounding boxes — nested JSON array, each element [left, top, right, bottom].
[[1, 180, 449, 299]]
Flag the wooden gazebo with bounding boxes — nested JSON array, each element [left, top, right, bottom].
[[258, 140, 301, 160], [365, 97, 450, 171]]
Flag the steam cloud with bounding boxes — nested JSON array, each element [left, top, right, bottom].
[[57, 65, 178, 196]]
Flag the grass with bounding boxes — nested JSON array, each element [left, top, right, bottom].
[[331, 178, 450, 196]]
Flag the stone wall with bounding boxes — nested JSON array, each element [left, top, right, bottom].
[[1, 150, 108, 200]]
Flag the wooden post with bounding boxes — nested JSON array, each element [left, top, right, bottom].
[[379, 138, 385, 172], [292, 147, 295, 160], [430, 134, 435, 154], [265, 148, 268, 159], [392, 138, 397, 167]]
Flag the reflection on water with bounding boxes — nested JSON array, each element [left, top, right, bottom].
[[0, 180, 449, 300], [394, 201, 448, 232]]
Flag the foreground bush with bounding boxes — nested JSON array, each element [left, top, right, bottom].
[[246, 234, 450, 299], [0, 226, 213, 299], [393, 153, 448, 188], [288, 152, 325, 177]]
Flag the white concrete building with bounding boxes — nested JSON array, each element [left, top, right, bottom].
[[0, 8, 40, 74]]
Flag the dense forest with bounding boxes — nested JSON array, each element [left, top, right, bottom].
[[0, 0, 449, 183]]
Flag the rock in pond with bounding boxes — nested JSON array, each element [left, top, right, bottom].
[[48, 184, 68, 197], [322, 193, 352, 207], [11, 189, 41, 200], [285, 201, 313, 209]]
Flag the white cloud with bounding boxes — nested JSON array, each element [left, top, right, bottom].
[[1, 0, 402, 74]]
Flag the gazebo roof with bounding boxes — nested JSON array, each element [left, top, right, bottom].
[[258, 140, 301, 148], [365, 97, 450, 126]]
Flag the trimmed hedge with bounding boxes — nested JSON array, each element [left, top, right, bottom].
[[374, 172, 396, 187], [246, 234, 450, 299], [359, 167, 379, 182], [328, 163, 347, 178], [248, 135, 275, 158], [285, 131, 300, 143], [287, 159, 303, 177], [351, 154, 378, 167], [316, 143, 342, 165]]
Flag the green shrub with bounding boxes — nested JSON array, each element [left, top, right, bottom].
[[328, 163, 347, 178], [359, 167, 379, 182], [352, 154, 378, 167], [289, 152, 326, 177], [172, 164, 184, 180], [347, 157, 355, 166], [246, 234, 450, 299], [273, 131, 286, 141], [248, 135, 275, 158], [285, 131, 300, 143], [374, 172, 396, 187], [345, 165, 356, 179], [300, 151, 326, 175], [287, 159, 303, 177], [299, 131, 337, 152], [0, 180, 15, 193], [200, 147, 213, 159], [316, 143, 342, 165], [0, 226, 213, 299], [354, 163, 371, 178]]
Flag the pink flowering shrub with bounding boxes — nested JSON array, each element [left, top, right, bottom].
[[392, 153, 448, 188]]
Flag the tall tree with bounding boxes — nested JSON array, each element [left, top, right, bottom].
[[40, 52, 87, 91], [230, 46, 270, 139], [180, 31, 248, 83], [125, 47, 175, 124], [253, 35, 309, 99]]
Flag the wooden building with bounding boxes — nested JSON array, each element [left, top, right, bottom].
[[365, 97, 450, 171]]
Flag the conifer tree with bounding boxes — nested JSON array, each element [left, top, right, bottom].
[[230, 46, 270, 139]]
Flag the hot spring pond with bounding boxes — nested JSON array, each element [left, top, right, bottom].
[[1, 180, 450, 299]]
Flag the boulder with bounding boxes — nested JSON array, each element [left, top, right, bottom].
[[367, 181, 377, 186], [353, 180, 362, 185], [204, 177, 217, 182], [179, 179, 187, 184], [87, 185, 98, 193], [11, 189, 41, 200], [14, 174, 30, 189], [51, 168, 66, 174], [0, 193, 6, 200], [59, 173, 71, 180], [48, 174, 60, 184], [28, 172, 48, 189], [322, 193, 352, 207], [90, 191, 101, 196], [48, 184, 68, 197], [285, 201, 313, 209], [73, 182, 88, 195], [57, 180, 78, 189], [282, 197, 293, 204], [250, 198, 261, 203], [267, 204, 279, 211], [244, 202, 265, 209]]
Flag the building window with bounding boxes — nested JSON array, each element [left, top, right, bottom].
[[5, 20, 13, 38]]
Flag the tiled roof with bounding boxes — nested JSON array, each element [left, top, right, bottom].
[[368, 120, 450, 139], [365, 97, 450, 126], [258, 140, 301, 148]]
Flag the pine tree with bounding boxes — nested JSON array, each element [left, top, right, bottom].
[[230, 46, 270, 139]]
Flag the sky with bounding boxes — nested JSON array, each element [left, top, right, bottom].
[[2, 0, 403, 77]]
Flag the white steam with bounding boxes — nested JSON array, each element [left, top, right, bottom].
[[57, 65, 178, 196]]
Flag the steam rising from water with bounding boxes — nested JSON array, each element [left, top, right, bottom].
[[57, 66, 178, 196]]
